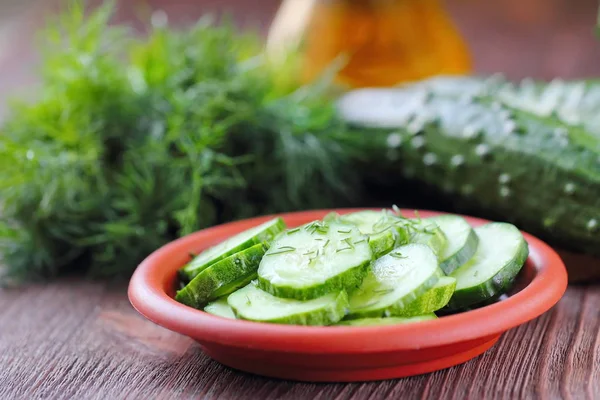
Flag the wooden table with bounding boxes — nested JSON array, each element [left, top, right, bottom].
[[1, 0, 600, 398], [0, 279, 598, 399]]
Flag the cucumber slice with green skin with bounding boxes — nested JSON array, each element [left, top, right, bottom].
[[176, 243, 267, 308], [394, 276, 456, 317], [328, 210, 410, 258], [406, 219, 447, 260], [447, 223, 529, 309], [228, 283, 349, 325], [336, 314, 437, 326], [180, 217, 285, 281], [347, 244, 439, 319], [204, 297, 236, 319], [258, 221, 372, 300], [428, 215, 479, 275]]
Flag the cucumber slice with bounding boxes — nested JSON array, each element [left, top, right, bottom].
[[204, 297, 236, 319], [447, 223, 529, 309], [176, 243, 267, 308], [406, 219, 447, 260], [180, 217, 285, 281], [258, 221, 372, 300], [347, 244, 439, 319], [329, 210, 410, 258], [228, 283, 349, 325], [394, 276, 456, 317], [336, 314, 437, 326], [428, 215, 479, 275]]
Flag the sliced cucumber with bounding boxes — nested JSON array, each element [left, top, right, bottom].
[[428, 215, 479, 275], [228, 283, 349, 325], [180, 217, 285, 281], [406, 219, 447, 260], [447, 223, 529, 309], [394, 276, 456, 317], [336, 314, 437, 326], [329, 210, 410, 258], [204, 297, 236, 319], [347, 244, 439, 319], [258, 221, 372, 300], [176, 243, 267, 308]]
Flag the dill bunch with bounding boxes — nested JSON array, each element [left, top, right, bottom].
[[0, 2, 361, 282]]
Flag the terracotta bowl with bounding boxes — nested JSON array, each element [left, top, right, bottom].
[[128, 209, 568, 382]]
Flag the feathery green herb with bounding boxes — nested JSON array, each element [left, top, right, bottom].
[[0, 2, 361, 283]]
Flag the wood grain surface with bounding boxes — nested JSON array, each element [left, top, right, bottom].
[[0, 279, 598, 399], [0, 0, 600, 399]]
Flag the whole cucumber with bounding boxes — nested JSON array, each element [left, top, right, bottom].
[[337, 76, 600, 262]]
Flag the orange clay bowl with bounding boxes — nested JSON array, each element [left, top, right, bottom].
[[128, 209, 567, 382]]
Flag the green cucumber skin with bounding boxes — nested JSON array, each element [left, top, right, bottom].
[[180, 218, 285, 281], [338, 79, 600, 258], [336, 314, 437, 326], [394, 277, 456, 317], [347, 274, 438, 320], [257, 260, 370, 301], [176, 243, 267, 309], [328, 210, 408, 258], [440, 228, 478, 275], [447, 233, 529, 310], [367, 230, 398, 259], [409, 222, 447, 260], [428, 216, 479, 275], [230, 289, 350, 326]]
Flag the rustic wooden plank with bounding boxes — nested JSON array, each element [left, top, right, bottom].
[[0, 0, 599, 398], [0, 280, 597, 399]]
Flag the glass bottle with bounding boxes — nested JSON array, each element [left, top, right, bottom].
[[267, 0, 472, 88]]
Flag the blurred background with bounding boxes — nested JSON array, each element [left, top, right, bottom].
[[1, 0, 599, 106]]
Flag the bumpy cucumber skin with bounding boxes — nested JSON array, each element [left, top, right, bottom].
[[429, 216, 479, 275], [336, 314, 437, 326], [230, 289, 350, 326], [338, 79, 600, 258], [176, 243, 268, 309], [446, 237, 529, 310], [347, 274, 438, 319], [258, 260, 370, 301], [180, 218, 285, 281], [394, 276, 456, 317]]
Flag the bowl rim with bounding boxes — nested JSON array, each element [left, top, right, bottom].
[[128, 208, 568, 354]]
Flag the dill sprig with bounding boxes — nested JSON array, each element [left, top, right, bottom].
[[0, 1, 362, 283]]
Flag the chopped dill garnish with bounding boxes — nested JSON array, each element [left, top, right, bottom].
[[373, 288, 394, 295], [389, 252, 407, 259], [265, 247, 296, 256], [353, 301, 379, 310], [413, 210, 422, 221]]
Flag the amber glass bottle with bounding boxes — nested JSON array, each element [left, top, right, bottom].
[[267, 0, 472, 88]]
